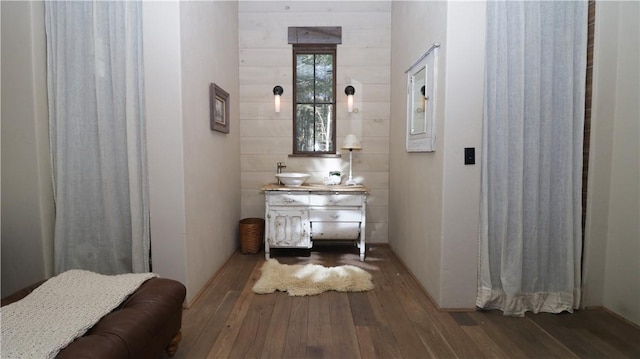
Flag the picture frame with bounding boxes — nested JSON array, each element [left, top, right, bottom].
[[210, 83, 229, 133]]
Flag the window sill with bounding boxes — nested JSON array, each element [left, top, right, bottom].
[[288, 153, 342, 158]]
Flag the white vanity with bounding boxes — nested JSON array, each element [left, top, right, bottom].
[[261, 184, 368, 261]]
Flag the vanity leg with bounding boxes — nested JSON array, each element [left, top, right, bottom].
[[358, 221, 366, 261], [265, 239, 270, 260], [357, 235, 366, 261]]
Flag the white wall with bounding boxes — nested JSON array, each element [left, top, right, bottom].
[[389, 0, 448, 306], [143, 1, 241, 305], [1, 1, 55, 296], [389, 1, 484, 309], [238, 1, 391, 244], [584, 1, 640, 325], [439, 1, 485, 308], [180, 1, 241, 305], [143, 1, 189, 295]]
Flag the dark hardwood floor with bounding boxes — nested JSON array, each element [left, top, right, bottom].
[[174, 244, 640, 359]]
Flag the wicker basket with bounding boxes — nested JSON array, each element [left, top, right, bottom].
[[239, 218, 264, 254]]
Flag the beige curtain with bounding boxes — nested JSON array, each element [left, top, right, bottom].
[[45, 1, 150, 274], [478, 0, 587, 316]]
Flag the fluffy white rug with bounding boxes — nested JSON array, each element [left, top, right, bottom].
[[252, 259, 374, 296]]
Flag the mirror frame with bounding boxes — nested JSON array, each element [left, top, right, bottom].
[[406, 43, 440, 152]]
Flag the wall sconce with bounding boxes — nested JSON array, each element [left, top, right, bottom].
[[341, 133, 362, 186], [345, 85, 355, 113], [417, 85, 426, 113], [273, 85, 283, 113]]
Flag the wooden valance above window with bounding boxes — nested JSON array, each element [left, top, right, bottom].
[[288, 27, 342, 45]]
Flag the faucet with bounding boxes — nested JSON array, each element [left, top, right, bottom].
[[276, 162, 286, 185]]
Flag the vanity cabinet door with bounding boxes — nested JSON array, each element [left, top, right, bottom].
[[267, 208, 310, 248]]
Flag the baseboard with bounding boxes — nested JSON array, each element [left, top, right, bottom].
[[183, 248, 241, 309], [590, 306, 640, 329], [384, 244, 476, 312]]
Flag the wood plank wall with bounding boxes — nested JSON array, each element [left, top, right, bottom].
[[239, 1, 392, 243]]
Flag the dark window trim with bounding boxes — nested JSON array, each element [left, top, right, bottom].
[[292, 44, 338, 155]]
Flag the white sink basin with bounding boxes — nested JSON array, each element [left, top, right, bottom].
[[276, 173, 311, 187]]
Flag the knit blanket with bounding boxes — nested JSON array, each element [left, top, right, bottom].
[[1, 270, 157, 359]]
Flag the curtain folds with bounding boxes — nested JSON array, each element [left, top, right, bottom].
[[478, 1, 587, 316], [45, 1, 150, 274]]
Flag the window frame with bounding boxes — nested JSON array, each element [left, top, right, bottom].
[[292, 44, 338, 156]]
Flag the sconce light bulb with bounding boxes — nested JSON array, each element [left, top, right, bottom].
[[273, 85, 284, 113], [345, 85, 355, 113]]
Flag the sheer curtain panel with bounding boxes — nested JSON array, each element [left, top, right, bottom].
[[45, 1, 150, 274], [477, 1, 587, 316]]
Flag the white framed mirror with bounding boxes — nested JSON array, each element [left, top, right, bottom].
[[406, 43, 439, 152]]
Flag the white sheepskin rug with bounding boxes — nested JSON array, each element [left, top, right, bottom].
[[252, 259, 374, 296]]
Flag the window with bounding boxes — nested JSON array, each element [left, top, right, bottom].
[[288, 26, 341, 156], [293, 45, 336, 154]]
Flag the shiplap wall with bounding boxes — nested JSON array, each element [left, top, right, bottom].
[[239, 1, 391, 243]]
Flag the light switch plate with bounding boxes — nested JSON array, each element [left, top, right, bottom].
[[464, 147, 475, 165]]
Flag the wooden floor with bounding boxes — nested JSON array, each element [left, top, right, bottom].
[[174, 244, 640, 359]]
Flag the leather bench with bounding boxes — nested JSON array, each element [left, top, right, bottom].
[[1, 277, 186, 358]]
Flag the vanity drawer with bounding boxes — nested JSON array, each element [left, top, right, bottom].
[[311, 222, 360, 240], [268, 193, 309, 206], [309, 194, 363, 206], [309, 208, 362, 222]]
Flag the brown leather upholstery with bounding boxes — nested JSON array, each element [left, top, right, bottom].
[[2, 277, 186, 359], [0, 280, 46, 307]]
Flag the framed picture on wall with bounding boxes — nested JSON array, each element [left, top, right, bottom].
[[210, 83, 229, 133]]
